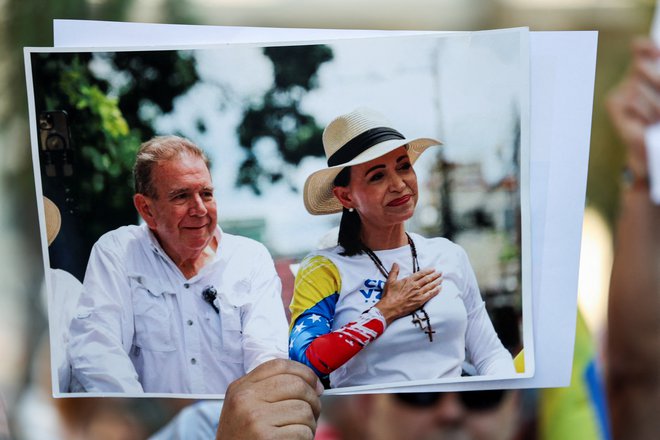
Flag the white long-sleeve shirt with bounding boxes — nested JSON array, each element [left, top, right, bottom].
[[68, 224, 288, 394], [47, 268, 84, 393]]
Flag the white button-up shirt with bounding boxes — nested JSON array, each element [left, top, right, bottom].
[[47, 268, 84, 393], [68, 224, 288, 394]]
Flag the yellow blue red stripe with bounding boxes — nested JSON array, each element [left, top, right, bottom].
[[289, 255, 341, 376]]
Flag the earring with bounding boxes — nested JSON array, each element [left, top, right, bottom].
[[348, 208, 354, 213]]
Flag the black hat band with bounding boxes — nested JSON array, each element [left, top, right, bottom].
[[327, 127, 405, 167]]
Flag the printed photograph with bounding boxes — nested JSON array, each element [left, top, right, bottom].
[[26, 28, 532, 397]]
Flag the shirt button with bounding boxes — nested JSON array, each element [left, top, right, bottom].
[[191, 358, 197, 365], [184, 283, 190, 289], [187, 320, 193, 326]]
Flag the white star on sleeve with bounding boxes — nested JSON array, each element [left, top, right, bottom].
[[309, 314, 322, 323], [294, 322, 306, 333]]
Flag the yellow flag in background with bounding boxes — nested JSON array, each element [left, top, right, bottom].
[[539, 310, 610, 440]]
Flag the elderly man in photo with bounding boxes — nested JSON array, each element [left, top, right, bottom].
[[68, 135, 288, 394]]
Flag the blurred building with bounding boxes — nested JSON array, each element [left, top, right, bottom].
[[418, 159, 521, 310]]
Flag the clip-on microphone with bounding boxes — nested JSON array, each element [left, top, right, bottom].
[[202, 285, 219, 314]]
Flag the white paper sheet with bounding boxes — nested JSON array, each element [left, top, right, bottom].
[[645, 1, 660, 204], [51, 20, 597, 391], [53, 19, 441, 47]]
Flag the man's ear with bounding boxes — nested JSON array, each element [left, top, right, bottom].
[[133, 194, 157, 229], [332, 186, 354, 210]]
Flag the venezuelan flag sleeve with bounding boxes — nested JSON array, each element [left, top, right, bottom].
[[289, 255, 386, 379]]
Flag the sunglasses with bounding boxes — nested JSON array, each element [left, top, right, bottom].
[[393, 390, 507, 412]]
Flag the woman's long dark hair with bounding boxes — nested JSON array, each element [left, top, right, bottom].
[[334, 167, 364, 256]]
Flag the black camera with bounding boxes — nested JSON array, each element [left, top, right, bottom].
[[38, 110, 73, 177]]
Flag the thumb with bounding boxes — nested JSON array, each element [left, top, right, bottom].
[[388, 263, 399, 282]]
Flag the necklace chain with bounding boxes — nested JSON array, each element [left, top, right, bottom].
[[362, 233, 435, 342]]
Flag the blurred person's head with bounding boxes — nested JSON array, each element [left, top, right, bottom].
[[324, 390, 521, 440], [56, 398, 147, 440]]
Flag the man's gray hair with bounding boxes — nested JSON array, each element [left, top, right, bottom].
[[133, 135, 211, 198]]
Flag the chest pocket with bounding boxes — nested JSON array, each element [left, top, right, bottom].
[[210, 294, 244, 364], [129, 275, 176, 352]]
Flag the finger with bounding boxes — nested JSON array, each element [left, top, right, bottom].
[[259, 374, 322, 419], [225, 401, 317, 440], [408, 268, 436, 281], [635, 58, 660, 91], [421, 285, 442, 303], [606, 86, 649, 137], [270, 424, 315, 440], [417, 270, 442, 286], [269, 399, 318, 431], [388, 263, 400, 282], [632, 37, 660, 60], [627, 81, 660, 124], [239, 359, 323, 396], [606, 82, 633, 119], [612, 79, 657, 125], [417, 284, 442, 304], [639, 80, 660, 121], [418, 277, 443, 295]]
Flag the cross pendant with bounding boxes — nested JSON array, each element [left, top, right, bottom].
[[424, 326, 436, 342]]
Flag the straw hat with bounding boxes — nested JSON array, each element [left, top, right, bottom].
[[303, 107, 442, 215], [44, 196, 61, 246]]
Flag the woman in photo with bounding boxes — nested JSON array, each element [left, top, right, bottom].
[[289, 107, 515, 388]]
